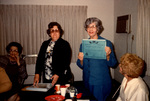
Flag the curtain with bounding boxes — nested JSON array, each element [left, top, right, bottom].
[[136, 0, 150, 76], [0, 5, 87, 64]]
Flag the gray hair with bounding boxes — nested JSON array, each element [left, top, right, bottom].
[[84, 17, 103, 35]]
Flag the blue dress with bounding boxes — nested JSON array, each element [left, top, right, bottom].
[[76, 36, 118, 101]]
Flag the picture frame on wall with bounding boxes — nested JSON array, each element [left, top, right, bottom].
[[116, 15, 131, 34]]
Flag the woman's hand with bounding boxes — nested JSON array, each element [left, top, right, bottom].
[[78, 52, 84, 65], [51, 74, 59, 86], [105, 46, 111, 61], [9, 53, 20, 66], [33, 74, 40, 86], [16, 55, 20, 66]]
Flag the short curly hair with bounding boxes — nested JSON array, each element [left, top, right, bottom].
[[6, 42, 23, 55], [47, 22, 64, 38], [120, 53, 144, 78], [84, 17, 103, 35]]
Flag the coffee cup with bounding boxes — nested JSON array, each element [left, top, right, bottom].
[[60, 86, 67, 97], [55, 84, 60, 93]]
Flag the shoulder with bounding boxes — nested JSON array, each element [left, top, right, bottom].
[[98, 36, 111, 42], [42, 39, 51, 45], [98, 36, 112, 46], [20, 57, 26, 64], [0, 55, 9, 64], [40, 39, 51, 49], [136, 77, 149, 93], [57, 38, 70, 45]]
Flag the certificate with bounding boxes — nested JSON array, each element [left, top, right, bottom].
[[82, 39, 106, 59]]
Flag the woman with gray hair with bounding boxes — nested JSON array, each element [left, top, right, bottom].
[[77, 17, 118, 101], [117, 53, 149, 101]]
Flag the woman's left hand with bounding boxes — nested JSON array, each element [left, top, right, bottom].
[[16, 55, 20, 66], [105, 46, 111, 61], [10, 54, 20, 66], [51, 74, 59, 86]]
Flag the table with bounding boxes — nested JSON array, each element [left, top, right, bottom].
[[20, 81, 96, 101]]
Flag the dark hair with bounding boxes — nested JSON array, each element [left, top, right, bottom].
[[84, 17, 103, 35], [47, 22, 64, 38], [6, 42, 23, 55]]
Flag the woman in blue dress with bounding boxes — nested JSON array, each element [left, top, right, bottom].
[[76, 17, 118, 101]]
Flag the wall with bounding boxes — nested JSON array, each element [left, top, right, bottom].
[[0, 0, 115, 83], [114, 0, 138, 82], [114, 0, 150, 88]]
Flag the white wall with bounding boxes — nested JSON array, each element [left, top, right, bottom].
[[114, 0, 138, 83], [0, 0, 115, 84], [114, 0, 150, 88]]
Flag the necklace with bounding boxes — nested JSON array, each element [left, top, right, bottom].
[[10, 60, 17, 64]]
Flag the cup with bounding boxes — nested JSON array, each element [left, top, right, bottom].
[[55, 84, 60, 93], [60, 87, 67, 97], [69, 92, 75, 98], [65, 84, 70, 88]]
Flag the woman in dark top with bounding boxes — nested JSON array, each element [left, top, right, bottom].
[[0, 42, 28, 101], [33, 22, 72, 86]]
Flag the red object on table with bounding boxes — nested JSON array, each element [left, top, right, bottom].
[[76, 93, 82, 99], [60, 85, 66, 88], [45, 95, 65, 101]]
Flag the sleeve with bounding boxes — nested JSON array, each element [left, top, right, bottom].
[[63, 42, 72, 68], [76, 44, 84, 69], [53, 41, 72, 77], [106, 40, 118, 67], [136, 89, 149, 101], [35, 42, 47, 75], [18, 59, 28, 85]]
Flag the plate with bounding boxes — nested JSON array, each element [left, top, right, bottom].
[[45, 95, 65, 101]]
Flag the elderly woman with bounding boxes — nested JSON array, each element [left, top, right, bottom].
[[33, 22, 72, 86], [117, 53, 149, 101], [76, 17, 118, 101], [0, 42, 28, 101]]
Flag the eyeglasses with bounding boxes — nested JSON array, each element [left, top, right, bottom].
[[50, 29, 59, 33], [87, 25, 96, 29], [9, 49, 18, 53]]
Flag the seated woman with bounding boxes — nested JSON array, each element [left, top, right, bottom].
[[117, 53, 149, 101], [0, 42, 28, 101]]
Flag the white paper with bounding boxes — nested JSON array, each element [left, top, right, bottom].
[[26, 83, 52, 92], [77, 100, 90, 101]]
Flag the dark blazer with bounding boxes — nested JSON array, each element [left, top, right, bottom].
[[35, 38, 72, 84]]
